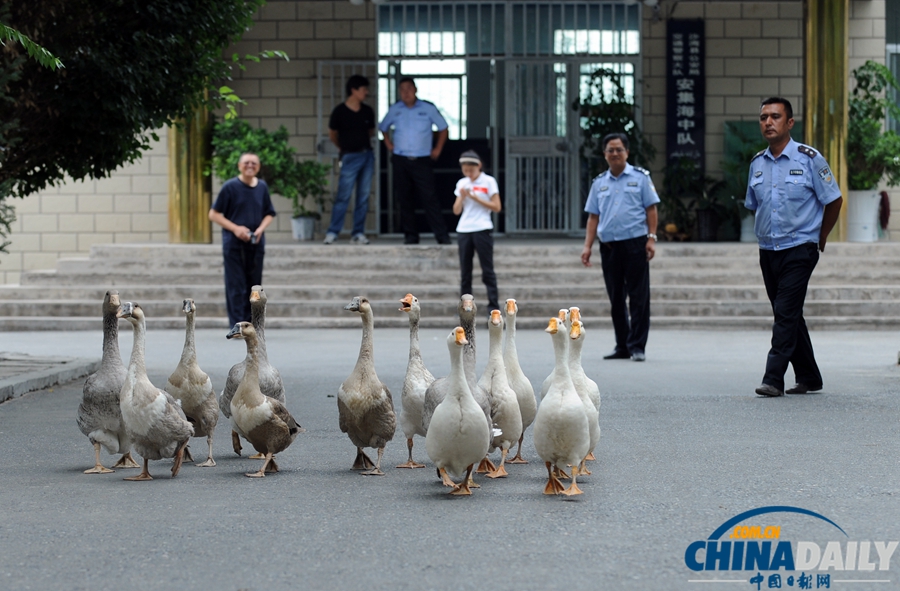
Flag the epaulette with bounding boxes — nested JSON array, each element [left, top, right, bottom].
[[634, 166, 651, 177], [751, 149, 766, 161], [797, 145, 818, 158]]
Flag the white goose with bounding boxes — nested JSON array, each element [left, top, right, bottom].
[[478, 309, 522, 478], [425, 327, 491, 496], [532, 316, 590, 496], [503, 299, 536, 464], [338, 296, 397, 476], [118, 302, 194, 481], [568, 317, 600, 475], [397, 293, 434, 469], [165, 299, 218, 467], [77, 289, 139, 473], [540, 308, 571, 401]]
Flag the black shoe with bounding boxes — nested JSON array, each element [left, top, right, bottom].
[[786, 383, 822, 394], [755, 384, 784, 397], [403, 238, 420, 245], [603, 349, 631, 360], [631, 352, 646, 362], [436, 237, 452, 245]]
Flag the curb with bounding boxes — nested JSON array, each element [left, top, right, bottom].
[[0, 353, 100, 403]]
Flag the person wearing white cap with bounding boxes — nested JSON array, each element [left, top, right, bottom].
[[452, 150, 502, 313]]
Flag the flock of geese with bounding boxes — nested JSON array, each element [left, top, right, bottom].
[[76, 287, 602, 497]]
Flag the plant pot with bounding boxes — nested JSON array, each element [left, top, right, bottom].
[[291, 216, 316, 241], [695, 209, 719, 242], [740, 214, 756, 243], [847, 190, 880, 242]]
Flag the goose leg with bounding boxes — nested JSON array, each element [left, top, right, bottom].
[[561, 468, 584, 497], [543, 461, 565, 495], [124, 458, 153, 481], [450, 464, 476, 496], [352, 447, 375, 470], [171, 440, 188, 478], [486, 448, 509, 479], [246, 452, 273, 478], [232, 430, 242, 456], [84, 442, 115, 474], [439, 468, 456, 487], [361, 447, 386, 476], [265, 457, 279, 473], [196, 435, 216, 467], [396, 438, 426, 469], [475, 455, 497, 473], [507, 434, 528, 464], [112, 451, 140, 469], [575, 457, 591, 476], [585, 452, 596, 461], [182, 445, 194, 463], [554, 466, 571, 480]]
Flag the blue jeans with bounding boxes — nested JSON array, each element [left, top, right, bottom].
[[327, 150, 374, 236]]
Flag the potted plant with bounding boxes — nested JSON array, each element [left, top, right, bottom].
[[721, 122, 768, 242], [290, 159, 331, 241], [847, 60, 900, 242], [661, 158, 726, 242]]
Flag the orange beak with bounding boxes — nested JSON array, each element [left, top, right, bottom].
[[454, 326, 468, 345]]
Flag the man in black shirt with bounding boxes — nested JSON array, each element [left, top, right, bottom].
[[324, 75, 376, 245]]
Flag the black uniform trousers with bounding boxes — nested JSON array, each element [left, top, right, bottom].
[[759, 242, 823, 391], [223, 240, 264, 327], [392, 155, 450, 244], [458, 229, 500, 313], [599, 236, 650, 355]]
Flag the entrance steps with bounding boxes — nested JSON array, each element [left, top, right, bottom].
[[1, 240, 899, 330]]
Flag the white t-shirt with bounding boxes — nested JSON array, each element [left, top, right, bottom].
[[454, 172, 499, 233]]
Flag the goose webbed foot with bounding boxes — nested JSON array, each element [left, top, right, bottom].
[[249, 453, 265, 460], [124, 458, 153, 481], [507, 436, 528, 464], [396, 438, 425, 468], [573, 459, 591, 476], [182, 445, 194, 463], [585, 452, 596, 461], [265, 457, 279, 473], [112, 451, 140, 469], [449, 465, 475, 496], [352, 448, 375, 470], [171, 440, 189, 477], [561, 475, 584, 497], [231, 430, 242, 456], [486, 449, 509, 479], [246, 452, 274, 478], [554, 466, 571, 480], [543, 462, 565, 495], [85, 443, 115, 474], [361, 448, 386, 476], [439, 468, 456, 487], [475, 456, 497, 473], [197, 437, 216, 467]]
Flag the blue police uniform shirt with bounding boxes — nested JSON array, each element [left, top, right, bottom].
[[212, 177, 277, 248], [378, 99, 448, 157], [744, 138, 842, 251], [584, 163, 660, 242]]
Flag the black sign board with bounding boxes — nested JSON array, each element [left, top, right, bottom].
[[666, 19, 705, 172]]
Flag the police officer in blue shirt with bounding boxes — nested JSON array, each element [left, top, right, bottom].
[[379, 76, 451, 244], [581, 133, 660, 362], [745, 97, 843, 397]]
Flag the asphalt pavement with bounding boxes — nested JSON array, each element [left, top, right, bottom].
[[1, 324, 899, 591]]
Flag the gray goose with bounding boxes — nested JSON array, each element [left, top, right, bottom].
[[226, 322, 303, 477], [503, 299, 536, 464], [338, 296, 396, 476], [77, 289, 139, 473], [165, 299, 218, 467], [396, 293, 434, 469], [118, 302, 194, 481], [219, 285, 285, 457]]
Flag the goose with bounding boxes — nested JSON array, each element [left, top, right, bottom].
[[477, 309, 522, 479], [77, 289, 139, 473], [425, 327, 491, 496], [220, 285, 285, 457], [226, 322, 304, 477], [540, 308, 571, 401], [338, 296, 397, 476], [533, 316, 590, 496], [165, 299, 218, 467], [422, 294, 494, 481], [117, 302, 194, 481], [568, 318, 601, 475], [396, 293, 434, 469], [503, 299, 536, 465]]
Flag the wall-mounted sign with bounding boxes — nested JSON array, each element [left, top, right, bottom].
[[666, 19, 705, 172]]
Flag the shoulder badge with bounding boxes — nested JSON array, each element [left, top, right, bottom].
[[633, 166, 651, 177], [797, 145, 818, 158], [751, 149, 766, 161]]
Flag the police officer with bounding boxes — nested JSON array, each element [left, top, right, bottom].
[[581, 132, 660, 362], [208, 152, 276, 327], [746, 97, 843, 397], [378, 76, 451, 244]]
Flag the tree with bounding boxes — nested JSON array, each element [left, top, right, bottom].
[[0, 0, 266, 204]]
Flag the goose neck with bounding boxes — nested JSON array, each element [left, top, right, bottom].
[[357, 309, 375, 366], [552, 331, 572, 382], [503, 314, 518, 356], [128, 317, 148, 377], [251, 303, 268, 356], [180, 312, 197, 365], [101, 311, 123, 369], [568, 335, 584, 370], [407, 314, 422, 363], [448, 343, 469, 400], [243, 333, 261, 381]]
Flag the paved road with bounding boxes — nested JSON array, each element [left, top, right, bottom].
[[1, 325, 899, 591]]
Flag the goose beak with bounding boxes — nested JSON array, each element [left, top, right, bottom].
[[249, 290, 261, 303], [108, 291, 121, 307], [399, 293, 414, 312], [454, 326, 468, 346], [570, 321, 582, 339], [117, 302, 135, 319], [569, 307, 581, 323], [344, 296, 361, 312], [182, 299, 193, 314], [545, 318, 559, 334], [557, 309, 568, 323], [505, 299, 516, 314], [490, 310, 502, 326], [461, 294, 475, 313], [226, 323, 242, 339]]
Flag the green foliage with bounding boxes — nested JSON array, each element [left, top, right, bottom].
[[848, 60, 900, 190], [0, 0, 265, 202], [720, 122, 768, 220], [659, 158, 727, 238], [0, 22, 62, 70], [211, 119, 330, 219], [573, 67, 655, 177]]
